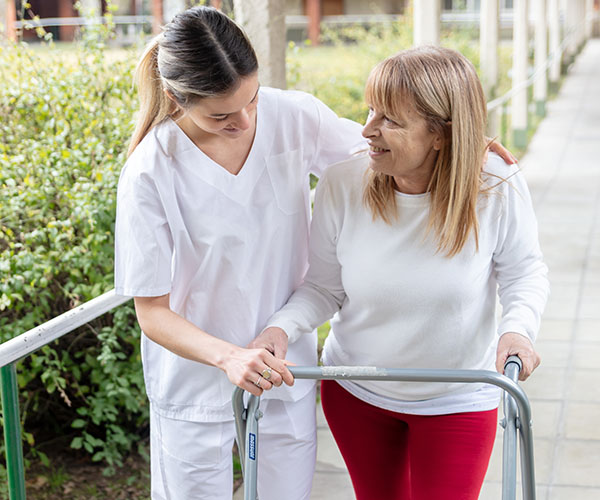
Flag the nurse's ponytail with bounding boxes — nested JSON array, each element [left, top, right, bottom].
[[128, 36, 173, 157], [128, 6, 258, 156]]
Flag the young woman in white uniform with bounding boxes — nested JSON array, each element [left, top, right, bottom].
[[114, 7, 364, 500]]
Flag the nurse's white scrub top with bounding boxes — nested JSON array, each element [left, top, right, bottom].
[[115, 87, 365, 422]]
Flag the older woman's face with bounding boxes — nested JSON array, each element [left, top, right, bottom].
[[362, 99, 442, 194]]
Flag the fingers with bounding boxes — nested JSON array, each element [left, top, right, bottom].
[[225, 347, 294, 396], [517, 350, 541, 381], [263, 352, 294, 386], [486, 137, 518, 165], [249, 327, 289, 360], [496, 332, 541, 381], [237, 369, 275, 397], [495, 351, 508, 375], [259, 365, 283, 387]]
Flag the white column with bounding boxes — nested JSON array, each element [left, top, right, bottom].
[[533, 0, 548, 116], [480, 0, 500, 137], [413, 0, 440, 46], [573, 0, 584, 49], [548, 0, 561, 90], [564, 0, 578, 63], [578, 0, 587, 46], [234, 0, 287, 89], [585, 0, 594, 39], [163, 0, 186, 23], [0, 0, 6, 37], [578, 0, 586, 47], [512, 0, 529, 148], [480, 0, 500, 98]]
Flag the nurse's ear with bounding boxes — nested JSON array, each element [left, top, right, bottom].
[[163, 89, 182, 111], [164, 88, 184, 116], [164, 88, 177, 105]]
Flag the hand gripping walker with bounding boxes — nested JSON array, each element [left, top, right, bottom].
[[232, 356, 535, 500]]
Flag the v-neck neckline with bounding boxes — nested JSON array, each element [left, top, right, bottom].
[[168, 115, 257, 180], [160, 89, 278, 205]]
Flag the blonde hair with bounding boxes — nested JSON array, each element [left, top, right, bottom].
[[363, 46, 487, 257], [127, 7, 258, 156]]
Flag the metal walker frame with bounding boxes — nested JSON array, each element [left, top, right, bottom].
[[232, 356, 535, 500]]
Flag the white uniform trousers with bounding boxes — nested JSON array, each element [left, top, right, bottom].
[[150, 387, 317, 500]]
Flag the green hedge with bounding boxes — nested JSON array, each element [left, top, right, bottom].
[[0, 19, 146, 475]]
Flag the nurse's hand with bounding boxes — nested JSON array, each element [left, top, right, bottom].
[[486, 137, 518, 165], [248, 326, 289, 359], [221, 345, 294, 397], [496, 332, 541, 381]]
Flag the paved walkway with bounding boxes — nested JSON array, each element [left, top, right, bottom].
[[236, 38, 600, 500]]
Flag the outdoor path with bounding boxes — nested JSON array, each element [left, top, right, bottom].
[[236, 38, 600, 500], [490, 37, 600, 500]]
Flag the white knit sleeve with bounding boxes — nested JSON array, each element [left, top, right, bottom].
[[494, 168, 549, 342], [265, 173, 346, 343]]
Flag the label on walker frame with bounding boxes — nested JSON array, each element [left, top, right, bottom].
[[249, 433, 256, 460]]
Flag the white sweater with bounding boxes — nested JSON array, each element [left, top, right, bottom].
[[266, 153, 549, 413]]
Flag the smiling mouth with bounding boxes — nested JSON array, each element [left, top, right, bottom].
[[370, 146, 389, 153]]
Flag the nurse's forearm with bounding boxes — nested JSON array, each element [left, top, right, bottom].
[[133, 295, 294, 396], [133, 295, 240, 369]]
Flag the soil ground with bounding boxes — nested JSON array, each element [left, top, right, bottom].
[[17, 443, 243, 499], [24, 452, 151, 500]]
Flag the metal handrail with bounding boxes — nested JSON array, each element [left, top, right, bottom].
[[487, 24, 578, 113], [0, 290, 132, 500], [13, 15, 153, 29], [0, 290, 131, 369]]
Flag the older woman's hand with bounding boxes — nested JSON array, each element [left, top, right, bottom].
[[247, 326, 290, 360], [496, 332, 541, 381], [486, 137, 518, 165]]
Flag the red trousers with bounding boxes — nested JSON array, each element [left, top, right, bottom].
[[321, 380, 497, 500]]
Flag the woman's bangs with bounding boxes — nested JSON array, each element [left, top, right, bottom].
[[365, 59, 407, 121]]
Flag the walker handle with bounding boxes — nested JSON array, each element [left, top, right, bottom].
[[503, 355, 522, 383]]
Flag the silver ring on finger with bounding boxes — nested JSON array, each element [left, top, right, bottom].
[[261, 367, 272, 380], [254, 376, 262, 388]]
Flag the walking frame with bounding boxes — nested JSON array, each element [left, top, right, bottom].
[[232, 356, 535, 500]]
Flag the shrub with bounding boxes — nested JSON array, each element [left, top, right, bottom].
[[0, 10, 146, 477]]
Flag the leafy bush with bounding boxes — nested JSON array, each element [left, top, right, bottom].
[[0, 11, 146, 477]]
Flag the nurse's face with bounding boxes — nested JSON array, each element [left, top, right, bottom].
[[179, 73, 260, 140]]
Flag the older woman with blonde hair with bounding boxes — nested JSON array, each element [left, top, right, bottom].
[[255, 46, 549, 500]]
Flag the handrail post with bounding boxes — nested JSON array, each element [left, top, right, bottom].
[[1, 363, 26, 500]]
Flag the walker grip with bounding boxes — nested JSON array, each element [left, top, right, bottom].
[[505, 355, 522, 370], [504, 355, 522, 382]]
